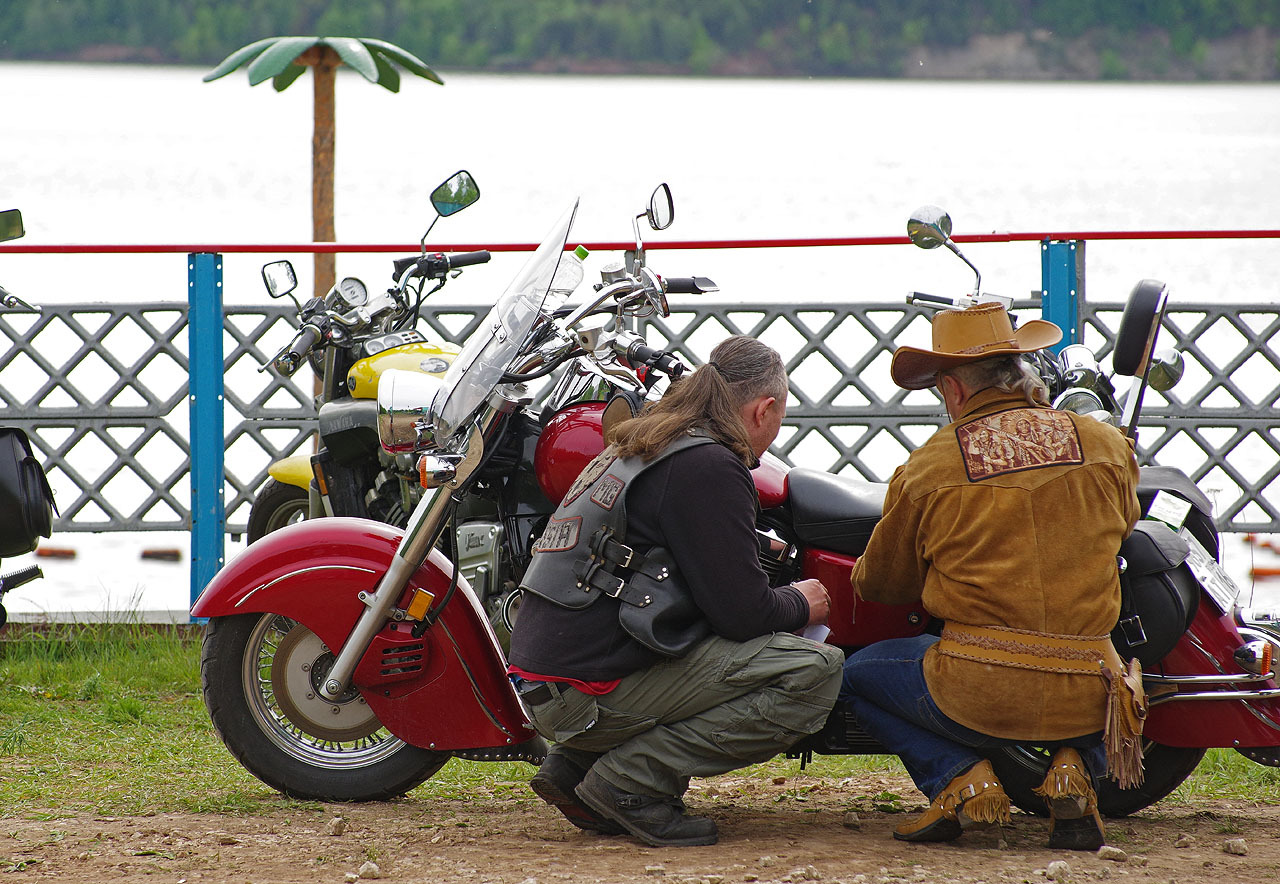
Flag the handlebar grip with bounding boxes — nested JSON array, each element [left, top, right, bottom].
[[447, 250, 491, 269], [627, 342, 687, 379], [276, 322, 323, 374], [662, 276, 718, 294], [908, 291, 964, 307]]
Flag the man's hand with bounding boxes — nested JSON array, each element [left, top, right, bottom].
[[794, 578, 831, 626]]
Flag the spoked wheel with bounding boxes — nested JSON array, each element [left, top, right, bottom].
[[201, 612, 449, 801], [991, 741, 1206, 818], [246, 479, 310, 543]]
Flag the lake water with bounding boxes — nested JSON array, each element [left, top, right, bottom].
[[3, 63, 1280, 618]]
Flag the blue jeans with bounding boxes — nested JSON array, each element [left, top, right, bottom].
[[840, 634, 1106, 799]]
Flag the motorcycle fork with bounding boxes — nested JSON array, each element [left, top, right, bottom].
[[316, 392, 518, 701]]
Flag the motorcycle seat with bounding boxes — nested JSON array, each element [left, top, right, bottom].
[[785, 468, 887, 557]]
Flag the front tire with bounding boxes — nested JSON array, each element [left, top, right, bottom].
[[246, 479, 310, 544], [991, 741, 1206, 818], [201, 612, 449, 801]]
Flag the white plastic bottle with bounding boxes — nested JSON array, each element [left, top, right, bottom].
[[549, 244, 589, 301]]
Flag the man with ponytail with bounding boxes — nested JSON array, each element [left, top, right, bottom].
[[509, 335, 843, 848]]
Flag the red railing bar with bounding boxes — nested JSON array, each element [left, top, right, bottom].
[[2, 230, 1279, 255]]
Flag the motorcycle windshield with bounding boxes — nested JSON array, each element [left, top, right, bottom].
[[434, 201, 579, 438]]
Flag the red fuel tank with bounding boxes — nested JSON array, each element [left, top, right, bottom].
[[534, 402, 608, 505]]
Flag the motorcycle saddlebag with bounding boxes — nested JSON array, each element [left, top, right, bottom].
[[1111, 520, 1199, 668], [0, 428, 56, 558]]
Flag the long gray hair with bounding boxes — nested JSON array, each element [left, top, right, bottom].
[[942, 355, 1049, 406]]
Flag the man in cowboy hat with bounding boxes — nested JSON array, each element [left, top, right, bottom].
[[840, 302, 1142, 850]]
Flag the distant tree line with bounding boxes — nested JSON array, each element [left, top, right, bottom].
[[1, 0, 1277, 78]]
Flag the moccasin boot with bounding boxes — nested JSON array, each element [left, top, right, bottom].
[[894, 759, 1011, 843], [575, 769, 718, 847], [1034, 747, 1105, 851], [529, 752, 624, 835]]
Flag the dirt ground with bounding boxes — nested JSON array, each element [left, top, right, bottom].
[[4, 769, 1278, 884]]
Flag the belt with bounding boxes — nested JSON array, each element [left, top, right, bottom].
[[936, 622, 1114, 675], [513, 678, 555, 705]]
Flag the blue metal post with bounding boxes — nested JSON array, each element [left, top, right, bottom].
[[188, 252, 225, 612], [1040, 239, 1084, 353]]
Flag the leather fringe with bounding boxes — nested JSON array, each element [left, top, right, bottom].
[[1103, 657, 1148, 789], [961, 788, 1012, 825], [1032, 762, 1093, 803]]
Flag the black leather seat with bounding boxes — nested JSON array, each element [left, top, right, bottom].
[[785, 468, 887, 557]]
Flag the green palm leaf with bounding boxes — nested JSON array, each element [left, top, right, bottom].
[[322, 37, 380, 84], [246, 37, 321, 87], [369, 50, 401, 93], [202, 36, 277, 82], [362, 38, 444, 85], [272, 63, 307, 92]]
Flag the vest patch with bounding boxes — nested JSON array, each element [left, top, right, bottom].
[[590, 474, 625, 510], [957, 408, 1083, 481], [533, 515, 581, 553], [563, 448, 618, 506]]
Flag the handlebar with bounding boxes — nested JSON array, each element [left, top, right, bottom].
[[393, 250, 492, 283], [273, 321, 325, 375], [662, 276, 718, 295], [625, 340, 687, 379]]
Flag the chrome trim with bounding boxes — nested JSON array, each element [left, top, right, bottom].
[[1150, 687, 1280, 705], [1145, 671, 1273, 686], [233, 565, 376, 609]]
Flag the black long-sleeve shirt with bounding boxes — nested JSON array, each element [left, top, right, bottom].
[[508, 441, 809, 681]]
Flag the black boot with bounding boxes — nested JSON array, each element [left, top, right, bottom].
[[575, 769, 718, 847], [529, 752, 624, 835]]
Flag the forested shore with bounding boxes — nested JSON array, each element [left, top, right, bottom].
[[2, 0, 1277, 80]]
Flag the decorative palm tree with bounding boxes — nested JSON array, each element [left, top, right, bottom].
[[204, 37, 444, 299]]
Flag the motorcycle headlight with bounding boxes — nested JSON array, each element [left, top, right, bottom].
[[377, 370, 447, 454], [1057, 344, 1101, 388], [1054, 387, 1106, 416]]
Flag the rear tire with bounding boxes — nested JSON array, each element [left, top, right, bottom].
[[201, 613, 449, 801], [246, 479, 309, 543], [991, 741, 1205, 818]]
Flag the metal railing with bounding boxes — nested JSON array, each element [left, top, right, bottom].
[[2, 232, 1279, 604]]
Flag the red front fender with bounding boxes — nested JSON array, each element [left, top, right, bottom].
[[192, 518, 531, 751]]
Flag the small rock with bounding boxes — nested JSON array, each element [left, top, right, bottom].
[[1223, 838, 1249, 856], [804, 866, 822, 880], [759, 856, 778, 867], [215, 834, 239, 845], [326, 817, 346, 836], [1097, 846, 1128, 862], [1046, 860, 1072, 881], [1129, 856, 1148, 867], [743, 876, 759, 883], [344, 875, 359, 883], [1174, 834, 1194, 848], [842, 811, 862, 829], [706, 877, 724, 884], [645, 865, 666, 876], [773, 776, 788, 785], [358, 860, 381, 879], [852, 877, 867, 884], [518, 878, 538, 884]]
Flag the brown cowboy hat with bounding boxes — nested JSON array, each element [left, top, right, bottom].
[[890, 302, 1062, 390]]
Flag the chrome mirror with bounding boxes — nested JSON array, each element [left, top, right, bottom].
[[0, 209, 24, 243], [262, 260, 298, 298], [907, 206, 952, 250], [1147, 348, 1184, 393], [430, 170, 480, 218], [646, 183, 674, 231], [377, 370, 447, 454]]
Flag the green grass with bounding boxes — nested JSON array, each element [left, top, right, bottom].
[[1, 626, 1277, 819]]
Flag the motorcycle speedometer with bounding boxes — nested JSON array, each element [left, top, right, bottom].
[[337, 277, 368, 308]]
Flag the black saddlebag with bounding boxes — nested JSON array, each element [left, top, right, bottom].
[[0, 428, 56, 558], [1111, 520, 1199, 668]]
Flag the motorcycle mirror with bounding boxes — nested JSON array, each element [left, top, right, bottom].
[[430, 170, 480, 218], [646, 183, 674, 231], [262, 261, 298, 299], [907, 206, 952, 250], [1113, 279, 1169, 377], [907, 205, 983, 295], [0, 209, 24, 243], [1147, 348, 1184, 393]]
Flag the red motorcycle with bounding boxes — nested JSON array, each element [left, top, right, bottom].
[[193, 194, 1280, 817]]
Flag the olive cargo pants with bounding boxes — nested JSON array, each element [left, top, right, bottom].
[[521, 632, 844, 798]]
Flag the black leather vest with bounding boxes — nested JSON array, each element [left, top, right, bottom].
[[519, 432, 716, 656]]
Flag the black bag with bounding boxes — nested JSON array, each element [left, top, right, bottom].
[[1111, 520, 1199, 668], [0, 428, 56, 558]]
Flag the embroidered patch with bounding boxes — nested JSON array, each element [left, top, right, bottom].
[[533, 515, 581, 554], [956, 408, 1083, 481], [562, 447, 618, 506], [590, 474, 625, 510]]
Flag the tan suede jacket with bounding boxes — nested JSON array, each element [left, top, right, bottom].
[[853, 387, 1141, 740]]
